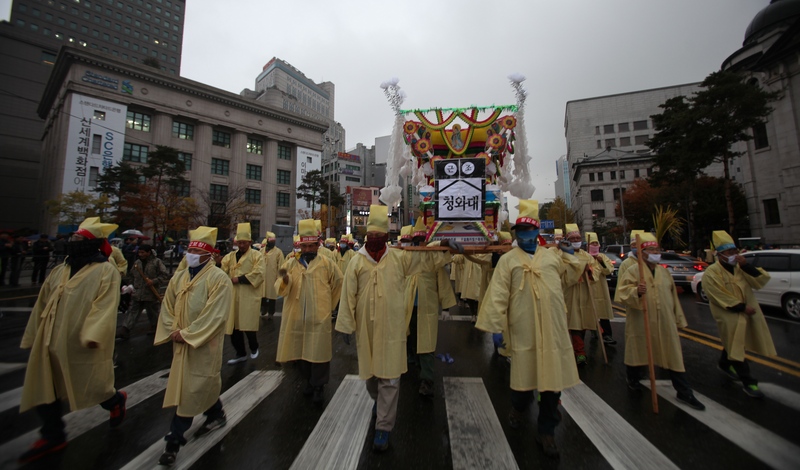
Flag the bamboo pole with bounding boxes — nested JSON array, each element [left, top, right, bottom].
[[635, 235, 659, 414], [584, 271, 608, 364], [135, 263, 163, 302]]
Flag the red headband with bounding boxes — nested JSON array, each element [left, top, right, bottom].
[[188, 240, 219, 253], [76, 228, 113, 257], [515, 217, 540, 228]]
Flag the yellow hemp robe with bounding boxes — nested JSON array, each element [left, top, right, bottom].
[[222, 248, 265, 333], [587, 253, 615, 321], [262, 246, 284, 300], [275, 255, 343, 363], [450, 254, 464, 294], [286, 251, 300, 264], [108, 245, 128, 275], [476, 247, 584, 392], [459, 256, 483, 301], [564, 250, 604, 330], [318, 245, 336, 263], [614, 255, 638, 302], [335, 247, 450, 380], [404, 246, 457, 354], [703, 262, 776, 361], [617, 263, 687, 371], [155, 262, 232, 417], [20, 261, 120, 412], [338, 248, 356, 276]]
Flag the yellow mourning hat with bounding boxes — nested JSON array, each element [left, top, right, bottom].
[[265, 231, 276, 241], [293, 235, 300, 245], [298, 219, 318, 244], [512, 200, 540, 230], [315, 220, 322, 237], [638, 232, 659, 249], [234, 223, 252, 242], [400, 225, 413, 240], [188, 226, 219, 253], [586, 232, 599, 244], [339, 233, 350, 242], [630, 230, 645, 246], [78, 217, 118, 239], [325, 237, 336, 245], [712, 230, 736, 252], [565, 223, 580, 238], [413, 217, 428, 238], [499, 231, 512, 244], [367, 205, 389, 233], [554, 228, 563, 238]]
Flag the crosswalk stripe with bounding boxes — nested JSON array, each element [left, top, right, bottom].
[[444, 377, 519, 470], [0, 363, 25, 376], [289, 375, 372, 470], [758, 383, 800, 413], [122, 369, 283, 470], [0, 368, 169, 466], [643, 380, 800, 470], [561, 383, 679, 470], [0, 387, 22, 414]]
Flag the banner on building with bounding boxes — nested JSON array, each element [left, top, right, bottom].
[[295, 146, 321, 223], [352, 187, 372, 208]]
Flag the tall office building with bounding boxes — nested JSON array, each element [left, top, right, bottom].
[[554, 155, 570, 207], [10, 0, 186, 75]]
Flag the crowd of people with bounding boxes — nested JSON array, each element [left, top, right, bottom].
[[14, 205, 779, 464]]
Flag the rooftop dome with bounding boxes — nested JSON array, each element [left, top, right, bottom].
[[744, 0, 800, 45]]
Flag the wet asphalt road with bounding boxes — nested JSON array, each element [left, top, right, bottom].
[[0, 284, 798, 470]]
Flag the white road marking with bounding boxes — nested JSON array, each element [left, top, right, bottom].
[[561, 382, 679, 470], [0, 307, 32, 313], [610, 318, 626, 323], [444, 377, 518, 470], [122, 369, 283, 470], [0, 363, 25, 376], [0, 387, 22, 414], [0, 369, 169, 465], [758, 383, 800, 413], [289, 375, 372, 470], [643, 380, 800, 470]]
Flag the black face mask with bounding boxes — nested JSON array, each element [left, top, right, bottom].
[[66, 239, 102, 259], [300, 252, 317, 264], [267, 242, 275, 250]]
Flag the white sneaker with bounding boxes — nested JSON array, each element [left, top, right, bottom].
[[227, 356, 247, 365], [250, 350, 259, 359]]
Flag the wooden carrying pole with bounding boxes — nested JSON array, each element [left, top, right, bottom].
[[135, 263, 163, 302], [635, 235, 659, 414], [584, 271, 608, 364]]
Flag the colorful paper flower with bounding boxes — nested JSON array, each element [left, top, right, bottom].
[[413, 138, 431, 154], [404, 121, 419, 134], [488, 134, 505, 150], [500, 115, 517, 129]]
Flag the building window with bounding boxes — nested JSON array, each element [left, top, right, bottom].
[[245, 188, 261, 204], [647, 167, 653, 176], [596, 140, 602, 149], [597, 172, 604, 181], [603, 124, 614, 134], [172, 121, 193, 140], [610, 171, 616, 180], [634, 134, 649, 146], [212, 130, 231, 148], [41, 52, 56, 64], [172, 180, 190, 197], [246, 164, 262, 181], [634, 169, 640, 178], [595, 126, 600, 135], [276, 192, 290, 207], [247, 138, 263, 154], [591, 189, 604, 202], [763, 199, 780, 225], [93, 110, 106, 120], [209, 184, 228, 201], [277, 169, 291, 185], [618, 122, 630, 133], [633, 120, 648, 131], [605, 139, 615, 148], [248, 220, 261, 238], [345, 176, 360, 182], [211, 158, 229, 176], [123, 143, 148, 162], [91, 134, 102, 154], [613, 188, 626, 201], [126, 111, 151, 131], [278, 144, 292, 160], [177, 152, 191, 170], [89, 166, 99, 187], [753, 122, 769, 150], [592, 209, 606, 219], [620, 170, 625, 179], [619, 136, 631, 147], [588, 173, 595, 182]]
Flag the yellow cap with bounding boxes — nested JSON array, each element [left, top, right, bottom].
[[400, 225, 412, 240], [586, 232, 599, 244], [499, 231, 512, 244], [513, 200, 540, 229], [325, 237, 336, 245], [298, 219, 318, 243], [554, 228, 563, 238], [712, 230, 736, 252], [78, 217, 118, 239], [630, 229, 645, 247], [367, 205, 389, 233], [565, 223, 580, 238], [234, 223, 252, 242], [413, 217, 428, 238], [315, 220, 322, 236], [638, 232, 658, 248], [293, 235, 300, 245], [188, 226, 218, 253], [265, 231, 276, 241]]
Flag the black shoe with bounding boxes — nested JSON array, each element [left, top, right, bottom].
[[303, 382, 314, 397], [18, 438, 67, 464], [743, 384, 765, 399], [718, 364, 741, 382], [159, 442, 180, 466], [535, 434, 560, 458], [676, 393, 706, 411], [419, 380, 434, 397], [109, 391, 127, 428], [194, 413, 226, 437], [627, 380, 644, 392], [312, 387, 324, 405], [508, 408, 524, 429], [602, 335, 617, 345]]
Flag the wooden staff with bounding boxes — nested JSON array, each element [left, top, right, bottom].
[[584, 271, 608, 364], [135, 262, 163, 302], [635, 234, 658, 414]]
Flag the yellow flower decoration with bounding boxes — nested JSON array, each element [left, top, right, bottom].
[[500, 115, 517, 129], [404, 121, 419, 134], [414, 138, 431, 154], [488, 134, 505, 150]]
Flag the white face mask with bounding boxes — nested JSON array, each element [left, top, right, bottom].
[[726, 255, 738, 265], [293, 247, 300, 253], [185, 253, 204, 268], [571, 242, 583, 250], [647, 253, 662, 263], [401, 242, 411, 247]]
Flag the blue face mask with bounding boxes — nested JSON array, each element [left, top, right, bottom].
[[516, 230, 540, 254]]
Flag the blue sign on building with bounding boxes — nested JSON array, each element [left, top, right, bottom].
[[540, 219, 555, 229]]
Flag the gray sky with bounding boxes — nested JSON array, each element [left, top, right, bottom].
[[1, 0, 768, 204]]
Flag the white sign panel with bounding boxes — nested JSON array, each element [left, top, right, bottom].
[[295, 146, 322, 225], [438, 179, 483, 219], [63, 94, 127, 193]]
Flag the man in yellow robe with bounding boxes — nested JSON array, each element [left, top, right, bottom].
[[477, 201, 584, 458], [276, 220, 343, 405], [154, 226, 232, 466], [222, 223, 265, 364], [335, 205, 458, 452], [287, 235, 301, 263], [586, 232, 616, 345], [562, 224, 598, 365], [18, 218, 127, 464], [404, 220, 456, 397], [337, 233, 357, 275], [703, 230, 776, 398], [617, 233, 705, 410], [260, 231, 284, 319], [614, 229, 644, 288]]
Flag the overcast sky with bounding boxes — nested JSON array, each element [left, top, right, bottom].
[[1, 0, 768, 204]]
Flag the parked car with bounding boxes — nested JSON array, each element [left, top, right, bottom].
[[602, 252, 623, 288], [691, 249, 800, 320], [657, 252, 707, 288], [604, 245, 631, 258]]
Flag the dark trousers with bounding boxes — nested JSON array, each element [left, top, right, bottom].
[[165, 399, 224, 446], [32, 257, 48, 284], [261, 298, 276, 316], [570, 330, 586, 356], [230, 329, 258, 357], [599, 319, 613, 338], [720, 349, 757, 386], [36, 392, 124, 441], [627, 365, 693, 397], [298, 360, 330, 387], [407, 306, 435, 382], [511, 390, 562, 436], [0, 256, 8, 284], [8, 255, 22, 286]]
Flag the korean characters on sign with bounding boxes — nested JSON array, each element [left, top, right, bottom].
[[434, 158, 485, 221]]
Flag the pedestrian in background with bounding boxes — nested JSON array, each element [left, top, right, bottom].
[[117, 244, 169, 340], [0, 232, 12, 286], [8, 235, 28, 287], [30, 234, 53, 285], [52, 234, 68, 264], [260, 231, 283, 319]]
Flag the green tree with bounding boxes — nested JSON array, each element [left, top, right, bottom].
[[648, 70, 777, 235], [94, 161, 140, 226], [540, 196, 574, 232], [297, 170, 345, 217], [45, 190, 112, 227]]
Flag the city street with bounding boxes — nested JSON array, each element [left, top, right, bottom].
[[0, 285, 798, 469]]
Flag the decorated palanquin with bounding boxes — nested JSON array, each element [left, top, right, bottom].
[[379, 75, 536, 245]]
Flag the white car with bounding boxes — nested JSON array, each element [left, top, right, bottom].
[[691, 249, 800, 319]]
